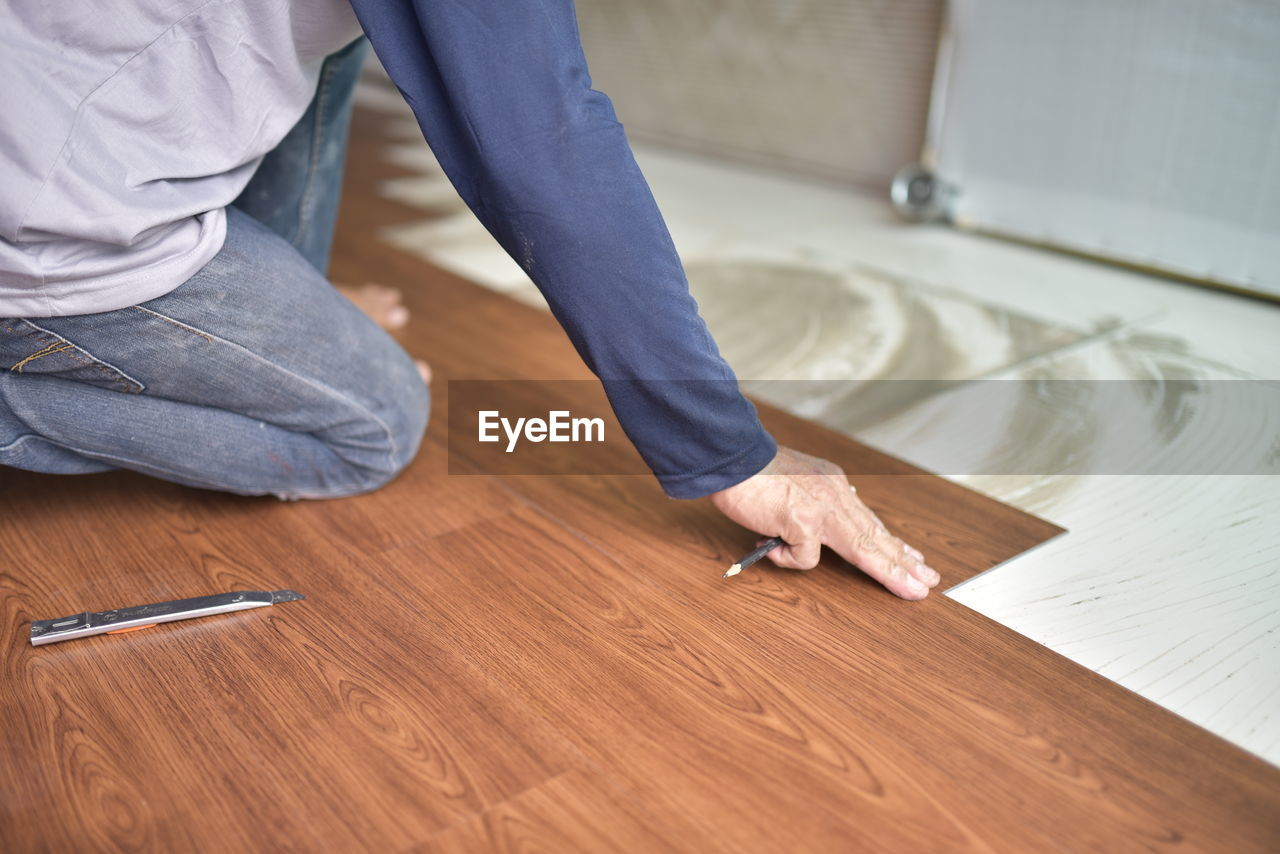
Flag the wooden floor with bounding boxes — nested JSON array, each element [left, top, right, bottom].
[[2, 110, 1277, 853]]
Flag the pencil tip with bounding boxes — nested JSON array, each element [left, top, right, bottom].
[[723, 564, 742, 578]]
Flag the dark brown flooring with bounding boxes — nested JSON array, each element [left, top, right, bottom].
[[1, 108, 1277, 852]]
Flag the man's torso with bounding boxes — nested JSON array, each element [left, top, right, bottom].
[[0, 0, 363, 316]]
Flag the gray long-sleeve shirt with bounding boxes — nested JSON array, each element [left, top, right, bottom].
[[0, 0, 363, 317]]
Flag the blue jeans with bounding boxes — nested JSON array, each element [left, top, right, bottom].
[[0, 39, 430, 499]]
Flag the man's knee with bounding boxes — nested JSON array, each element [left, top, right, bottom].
[[333, 375, 430, 496], [370, 373, 431, 484], [280, 368, 430, 501]]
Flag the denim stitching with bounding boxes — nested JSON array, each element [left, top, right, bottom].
[[13, 319, 145, 393], [10, 342, 72, 371], [50, 345, 136, 393], [131, 305, 213, 341]]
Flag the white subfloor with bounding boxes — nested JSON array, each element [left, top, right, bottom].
[[355, 84, 1280, 767]]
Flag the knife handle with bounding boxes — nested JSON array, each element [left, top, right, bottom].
[[29, 590, 300, 646]]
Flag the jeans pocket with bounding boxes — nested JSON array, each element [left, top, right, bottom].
[[0, 318, 145, 394]]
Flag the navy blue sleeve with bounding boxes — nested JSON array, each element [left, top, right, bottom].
[[347, 0, 776, 498]]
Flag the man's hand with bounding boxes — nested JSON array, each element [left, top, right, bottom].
[[710, 446, 940, 599]]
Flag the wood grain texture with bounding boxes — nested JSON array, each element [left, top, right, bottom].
[[1, 461, 567, 853], [1, 106, 1277, 853], [414, 771, 678, 854]]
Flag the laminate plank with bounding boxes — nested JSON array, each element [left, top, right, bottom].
[[432, 432, 1280, 849], [362, 504, 1280, 853], [415, 770, 679, 854], [0, 460, 575, 852], [0, 429, 514, 593], [368, 510, 965, 853]]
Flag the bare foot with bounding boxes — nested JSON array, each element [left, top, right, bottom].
[[337, 282, 409, 331], [337, 282, 431, 386]]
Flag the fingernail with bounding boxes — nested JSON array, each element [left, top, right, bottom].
[[906, 545, 924, 561], [906, 574, 927, 594], [920, 564, 940, 585]]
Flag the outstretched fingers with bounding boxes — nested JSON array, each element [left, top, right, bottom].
[[708, 447, 940, 599], [825, 486, 938, 599]]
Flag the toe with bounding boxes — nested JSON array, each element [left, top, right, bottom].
[[336, 282, 411, 330], [385, 306, 409, 329]]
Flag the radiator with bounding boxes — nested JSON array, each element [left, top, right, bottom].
[[917, 0, 1280, 299]]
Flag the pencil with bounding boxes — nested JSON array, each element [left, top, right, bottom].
[[723, 536, 784, 578]]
